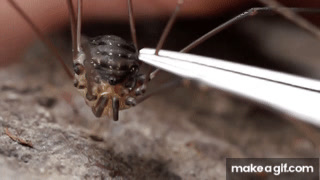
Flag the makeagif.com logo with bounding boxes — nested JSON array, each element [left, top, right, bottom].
[[231, 163, 314, 176]]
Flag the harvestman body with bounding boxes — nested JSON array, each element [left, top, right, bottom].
[[8, 0, 183, 121], [74, 35, 144, 120], [8, 0, 320, 121], [70, 0, 183, 121]]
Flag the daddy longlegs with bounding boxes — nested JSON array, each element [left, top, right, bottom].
[[7, 0, 320, 121]]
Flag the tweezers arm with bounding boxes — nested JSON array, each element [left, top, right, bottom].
[[139, 48, 320, 127]]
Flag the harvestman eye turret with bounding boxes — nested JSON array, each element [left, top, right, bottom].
[[8, 0, 320, 121]]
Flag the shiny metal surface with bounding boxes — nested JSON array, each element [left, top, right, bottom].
[[139, 48, 320, 126]]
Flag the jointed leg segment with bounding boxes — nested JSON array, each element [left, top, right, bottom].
[[8, 0, 74, 79], [180, 7, 320, 53]]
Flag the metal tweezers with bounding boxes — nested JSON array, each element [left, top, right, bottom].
[[139, 48, 320, 127]]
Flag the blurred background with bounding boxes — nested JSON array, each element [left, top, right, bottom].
[[0, 0, 320, 179]]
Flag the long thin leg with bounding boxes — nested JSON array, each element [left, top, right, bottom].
[[155, 0, 184, 55], [124, 78, 182, 107], [146, 0, 184, 81], [181, 7, 320, 53], [136, 78, 182, 105], [76, 0, 83, 53], [258, 0, 320, 41], [8, 0, 73, 79], [258, 0, 320, 147], [66, 0, 77, 59], [127, 0, 138, 51]]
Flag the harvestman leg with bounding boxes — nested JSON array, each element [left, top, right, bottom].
[[76, 0, 83, 54], [66, 0, 77, 59], [7, 0, 181, 120], [71, 0, 122, 121], [10, 0, 319, 120], [147, 0, 184, 81], [145, 5, 320, 105], [181, 7, 320, 53], [257, 0, 320, 146], [149, 6, 320, 79], [134, 79, 182, 105], [127, 0, 139, 51], [66, 0, 83, 56], [124, 0, 186, 107], [8, 0, 74, 79], [68, 0, 122, 121], [258, 0, 320, 41]]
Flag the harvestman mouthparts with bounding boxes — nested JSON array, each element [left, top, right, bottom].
[[8, 0, 320, 121]]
